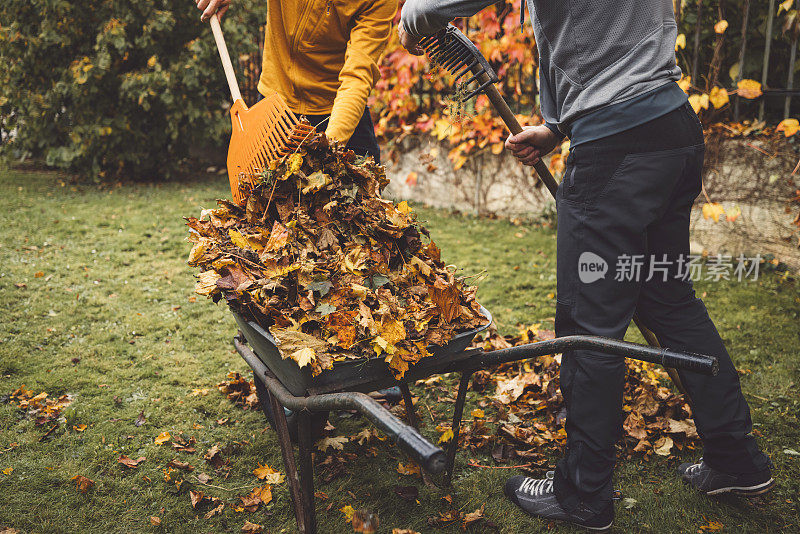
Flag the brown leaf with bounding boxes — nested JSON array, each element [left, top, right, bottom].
[[241, 521, 263, 533], [167, 459, 193, 471], [189, 490, 208, 509], [71, 475, 94, 493], [149, 517, 161, 526], [117, 455, 146, 469], [204, 502, 225, 519], [462, 504, 485, 528]]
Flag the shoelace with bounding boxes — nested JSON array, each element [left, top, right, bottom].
[[685, 463, 703, 476], [518, 471, 555, 497]]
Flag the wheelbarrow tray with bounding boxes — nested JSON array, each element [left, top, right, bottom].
[[232, 306, 492, 397]]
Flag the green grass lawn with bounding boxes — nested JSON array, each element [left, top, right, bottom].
[[1, 168, 799, 533]]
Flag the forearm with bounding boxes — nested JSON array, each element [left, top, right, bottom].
[[400, 0, 496, 38], [326, 69, 372, 143]]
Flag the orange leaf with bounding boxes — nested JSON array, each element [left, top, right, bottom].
[[71, 475, 94, 493], [736, 79, 763, 99]]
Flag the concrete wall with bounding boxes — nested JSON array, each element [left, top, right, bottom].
[[382, 136, 800, 271]]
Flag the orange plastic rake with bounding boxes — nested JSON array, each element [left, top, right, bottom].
[[208, 15, 315, 205]]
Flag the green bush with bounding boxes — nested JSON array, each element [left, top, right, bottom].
[[0, 0, 264, 180]]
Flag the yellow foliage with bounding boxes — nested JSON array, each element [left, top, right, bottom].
[[776, 118, 800, 137], [709, 86, 730, 109], [714, 20, 728, 34], [702, 202, 725, 222], [736, 79, 763, 99]]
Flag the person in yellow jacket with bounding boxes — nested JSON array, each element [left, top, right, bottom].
[[197, 0, 397, 163]]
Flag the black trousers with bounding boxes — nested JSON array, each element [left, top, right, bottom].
[[305, 107, 381, 163], [552, 102, 771, 513]]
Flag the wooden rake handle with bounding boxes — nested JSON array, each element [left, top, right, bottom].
[[209, 14, 243, 103], [479, 76, 559, 197]]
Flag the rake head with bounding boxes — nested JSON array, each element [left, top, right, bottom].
[[227, 91, 316, 205], [419, 24, 499, 102]]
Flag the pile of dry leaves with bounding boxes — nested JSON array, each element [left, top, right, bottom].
[[9, 385, 72, 426], [187, 132, 486, 378], [470, 325, 701, 459]]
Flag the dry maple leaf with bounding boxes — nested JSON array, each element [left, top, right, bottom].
[[396, 462, 420, 476], [149, 517, 161, 526], [316, 436, 349, 452], [154, 431, 171, 445], [462, 504, 485, 528], [167, 459, 194, 471], [204, 502, 225, 519], [189, 490, 208, 509], [253, 463, 285, 483], [117, 455, 146, 469], [71, 475, 94, 493], [241, 521, 263, 533]]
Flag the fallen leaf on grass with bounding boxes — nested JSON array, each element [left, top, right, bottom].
[[204, 502, 225, 519], [239, 485, 272, 512], [351, 509, 379, 533], [699, 519, 724, 531], [317, 436, 349, 452], [2, 468, 12, 475], [462, 504, 485, 528], [654, 436, 674, 456], [135, 411, 146, 427], [167, 459, 194, 471], [396, 462, 420, 476], [340, 505, 356, 521], [783, 448, 800, 456], [253, 463, 284, 483], [393, 485, 419, 502], [149, 517, 161, 526], [71, 475, 94, 493], [117, 455, 146, 469], [190, 490, 209, 509], [622, 497, 637, 509], [154, 431, 171, 445], [72, 424, 87, 432], [438, 428, 454, 444], [241, 521, 263, 533], [392, 530, 421, 534]]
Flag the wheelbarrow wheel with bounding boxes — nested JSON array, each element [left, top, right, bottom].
[[252, 372, 328, 443]]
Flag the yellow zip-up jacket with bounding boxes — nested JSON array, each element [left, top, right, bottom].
[[257, 0, 397, 144]]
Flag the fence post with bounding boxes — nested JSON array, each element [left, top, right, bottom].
[[760, 0, 776, 121], [691, 0, 704, 84], [785, 0, 800, 118], [734, 0, 751, 121]]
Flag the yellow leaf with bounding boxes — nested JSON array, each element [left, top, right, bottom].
[[147, 55, 157, 68], [714, 20, 728, 34], [316, 436, 349, 452], [677, 75, 691, 93], [154, 431, 171, 445], [2, 467, 12, 475], [688, 94, 709, 113], [73, 424, 87, 432], [229, 229, 251, 250], [396, 462, 421, 476], [654, 436, 674, 456], [709, 86, 730, 109], [195, 270, 221, 296], [702, 202, 725, 222], [491, 142, 504, 155], [340, 505, 355, 521], [776, 118, 800, 137], [396, 200, 412, 214], [282, 153, 303, 180], [675, 33, 686, 50], [736, 79, 763, 99], [779, 0, 794, 14], [291, 347, 316, 369], [471, 409, 485, 418], [699, 519, 725, 531], [726, 205, 741, 223], [253, 463, 285, 483], [438, 428, 454, 444]]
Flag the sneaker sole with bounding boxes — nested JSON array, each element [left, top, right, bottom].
[[702, 478, 775, 496]]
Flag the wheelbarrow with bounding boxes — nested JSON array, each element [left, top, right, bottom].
[[231, 307, 718, 534]]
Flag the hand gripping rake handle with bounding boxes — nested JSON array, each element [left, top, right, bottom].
[[420, 25, 693, 393], [209, 14, 243, 102]]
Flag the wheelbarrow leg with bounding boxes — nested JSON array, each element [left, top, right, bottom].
[[297, 411, 318, 534], [398, 383, 420, 429], [268, 390, 310, 533], [444, 372, 472, 487]]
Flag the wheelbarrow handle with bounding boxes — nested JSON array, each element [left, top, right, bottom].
[[234, 336, 446, 474], [472, 335, 719, 376]]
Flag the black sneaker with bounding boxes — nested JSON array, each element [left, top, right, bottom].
[[678, 460, 774, 496], [504, 471, 614, 531]]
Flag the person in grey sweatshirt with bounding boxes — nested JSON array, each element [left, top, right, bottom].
[[399, 1, 773, 531]]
